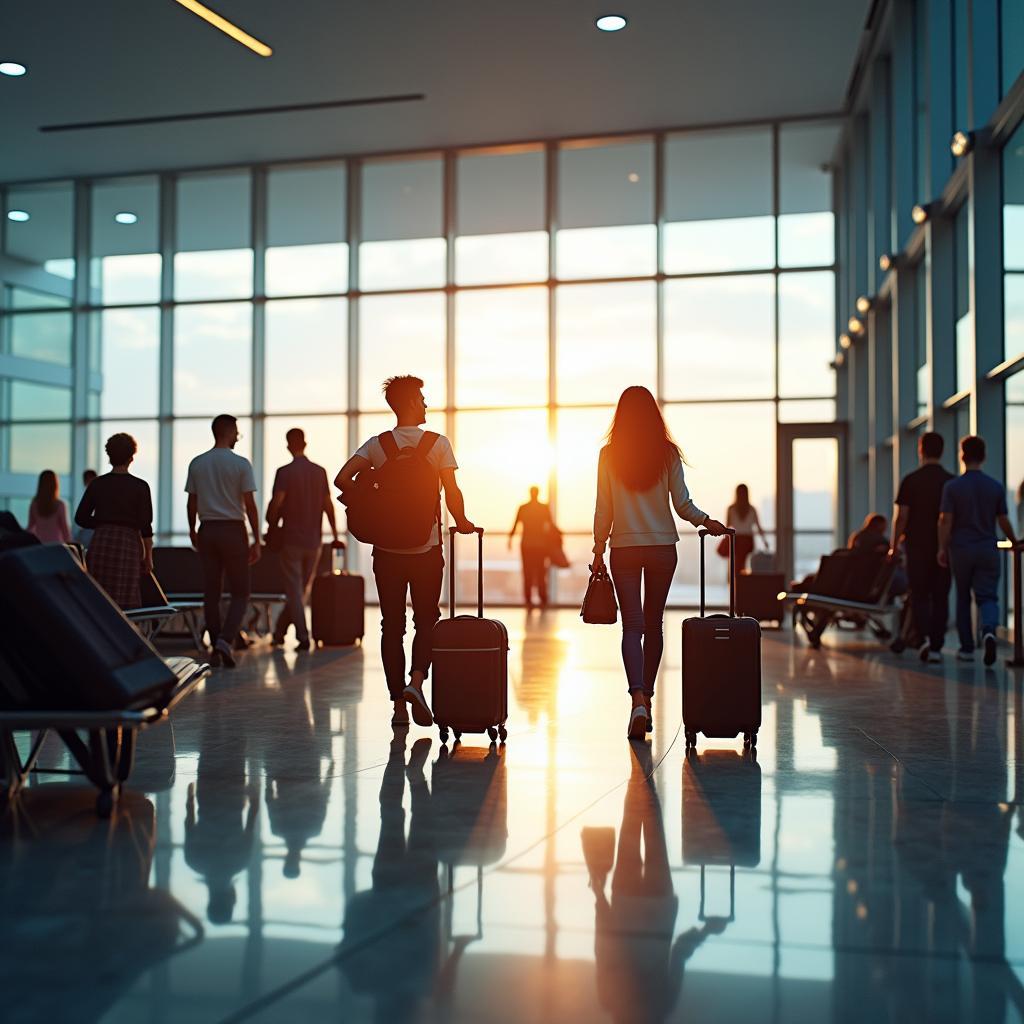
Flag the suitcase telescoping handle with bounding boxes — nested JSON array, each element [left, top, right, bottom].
[[448, 526, 485, 619], [697, 526, 737, 618]]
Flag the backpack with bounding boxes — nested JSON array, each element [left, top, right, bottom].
[[343, 431, 441, 548]]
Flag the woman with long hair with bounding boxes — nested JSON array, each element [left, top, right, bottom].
[[726, 483, 767, 571], [75, 433, 154, 609], [593, 386, 727, 739], [27, 469, 71, 544]]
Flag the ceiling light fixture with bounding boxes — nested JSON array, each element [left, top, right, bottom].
[[627, 172, 640, 183], [595, 14, 628, 31], [6, 210, 29, 222], [855, 295, 873, 315], [911, 202, 932, 225], [172, 0, 273, 57], [114, 211, 138, 225], [0, 62, 27, 77], [950, 130, 974, 158]]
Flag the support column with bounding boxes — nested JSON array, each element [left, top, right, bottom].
[[71, 181, 90, 500], [891, 267, 920, 483], [251, 168, 267, 503], [926, 212, 957, 453], [891, 0, 919, 250], [869, 59, 892, 295], [158, 174, 176, 541]]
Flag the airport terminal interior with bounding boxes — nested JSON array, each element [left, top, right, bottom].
[[1, 1, 1024, 1021]]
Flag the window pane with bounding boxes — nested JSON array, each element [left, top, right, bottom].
[[10, 381, 71, 420], [358, 293, 446, 411], [1003, 123, 1024, 360], [778, 272, 836, 398], [664, 276, 774, 400], [954, 203, 972, 392], [1004, 0, 1024, 97], [554, 407, 614, 532], [8, 423, 72, 475], [262, 416, 347, 509], [10, 311, 72, 366], [266, 163, 348, 296], [556, 139, 655, 279], [173, 303, 252, 416], [90, 307, 160, 419], [1007, 373, 1024, 542], [175, 171, 252, 300], [663, 402, 776, 530], [665, 128, 774, 274], [454, 410, 551, 530], [88, 421, 160, 518], [455, 288, 547, 408], [360, 157, 444, 290], [3, 182, 76, 303], [90, 177, 161, 304], [778, 123, 839, 268], [914, 263, 928, 416], [456, 148, 546, 285], [777, 399, 836, 423], [172, 417, 252, 533], [7, 286, 69, 310], [265, 298, 347, 413], [555, 282, 656, 405]]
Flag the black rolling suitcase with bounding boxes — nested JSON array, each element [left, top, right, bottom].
[[0, 545, 177, 711], [682, 528, 762, 750], [311, 544, 364, 646], [431, 528, 509, 745]]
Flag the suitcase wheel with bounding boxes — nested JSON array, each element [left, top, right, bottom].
[[685, 729, 697, 749], [487, 726, 497, 742], [743, 730, 758, 748], [498, 725, 507, 743], [439, 726, 449, 744], [454, 730, 462, 742]]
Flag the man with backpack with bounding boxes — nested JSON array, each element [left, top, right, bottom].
[[335, 375, 476, 728]]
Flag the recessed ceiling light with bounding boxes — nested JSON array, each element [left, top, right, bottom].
[[7, 210, 29, 222], [0, 62, 27, 77], [114, 211, 138, 225], [595, 15, 627, 31], [627, 172, 640, 183]]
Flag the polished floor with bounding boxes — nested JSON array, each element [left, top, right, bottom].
[[3, 610, 1024, 1024]]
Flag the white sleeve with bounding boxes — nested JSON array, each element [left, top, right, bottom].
[[437, 437, 458, 471]]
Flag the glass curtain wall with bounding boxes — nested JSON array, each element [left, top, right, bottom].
[[0, 123, 838, 606]]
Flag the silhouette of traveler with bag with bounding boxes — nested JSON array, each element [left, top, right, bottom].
[[508, 486, 555, 609]]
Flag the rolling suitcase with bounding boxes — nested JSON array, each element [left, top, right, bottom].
[[311, 544, 364, 646], [682, 528, 762, 750], [682, 748, 762, 868], [431, 528, 509, 745], [0, 544, 177, 711]]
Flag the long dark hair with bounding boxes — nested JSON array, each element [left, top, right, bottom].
[[733, 483, 751, 515], [605, 386, 682, 492], [34, 470, 59, 518]]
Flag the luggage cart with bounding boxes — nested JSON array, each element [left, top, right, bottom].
[[0, 657, 208, 818]]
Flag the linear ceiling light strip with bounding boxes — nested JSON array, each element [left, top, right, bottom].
[[173, 0, 273, 57]]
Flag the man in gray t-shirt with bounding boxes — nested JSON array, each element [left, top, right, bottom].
[[185, 414, 261, 668]]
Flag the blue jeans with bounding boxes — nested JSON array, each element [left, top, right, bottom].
[[949, 545, 1001, 651], [610, 544, 678, 696]]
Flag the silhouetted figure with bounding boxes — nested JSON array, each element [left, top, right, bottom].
[[27, 469, 70, 544], [592, 386, 726, 739], [725, 483, 766, 572], [266, 427, 342, 651], [335, 375, 475, 729], [508, 486, 554, 608], [74, 433, 153, 609], [938, 434, 1018, 665], [73, 468, 98, 548], [848, 512, 889, 553], [185, 413, 261, 668], [890, 431, 954, 662]]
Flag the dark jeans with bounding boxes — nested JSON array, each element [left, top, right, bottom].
[[906, 548, 951, 650], [274, 543, 319, 643], [950, 544, 1001, 651], [372, 546, 444, 700], [610, 544, 678, 696], [198, 521, 250, 647], [522, 544, 548, 606]]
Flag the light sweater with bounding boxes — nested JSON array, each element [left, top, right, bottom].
[[593, 447, 707, 553]]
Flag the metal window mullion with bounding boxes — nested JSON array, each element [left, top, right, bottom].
[[346, 158, 361, 569], [655, 132, 666, 405], [545, 142, 560, 602], [157, 173, 176, 541], [772, 123, 781, 415], [71, 181, 91, 497], [444, 151, 457, 454], [251, 168, 266, 502]]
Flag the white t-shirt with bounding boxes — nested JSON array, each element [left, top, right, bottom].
[[184, 447, 257, 522], [354, 427, 458, 554], [730, 506, 758, 536]]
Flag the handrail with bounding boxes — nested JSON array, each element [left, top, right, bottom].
[[999, 540, 1024, 668]]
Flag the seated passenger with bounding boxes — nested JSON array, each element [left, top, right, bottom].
[[848, 513, 889, 554]]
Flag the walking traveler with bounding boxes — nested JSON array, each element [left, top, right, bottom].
[[266, 427, 341, 650], [74, 432, 154, 609], [335, 375, 476, 728], [890, 431, 954, 662], [185, 414, 261, 668], [591, 386, 726, 739], [938, 435, 1018, 666], [27, 469, 71, 544], [508, 486, 554, 608], [725, 484, 767, 571], [73, 468, 98, 548]]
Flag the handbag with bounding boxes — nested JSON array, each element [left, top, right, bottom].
[[580, 564, 618, 624], [716, 536, 730, 558]]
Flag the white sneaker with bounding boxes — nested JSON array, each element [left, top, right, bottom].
[[956, 649, 974, 662], [926, 649, 943, 664]]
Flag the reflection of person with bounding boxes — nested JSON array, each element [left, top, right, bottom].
[[725, 484, 766, 571], [890, 432, 953, 663], [592, 386, 727, 739], [335, 375, 476, 729], [73, 468, 98, 548], [938, 435, 1019, 666], [266, 427, 342, 651], [74, 433, 154, 609], [27, 469, 71, 544], [185, 414, 262, 668], [583, 745, 723, 1024], [508, 486, 554, 609]]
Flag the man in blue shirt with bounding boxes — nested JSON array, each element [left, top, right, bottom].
[[938, 435, 1018, 666]]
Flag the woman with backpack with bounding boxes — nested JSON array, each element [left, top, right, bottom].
[[592, 386, 727, 740]]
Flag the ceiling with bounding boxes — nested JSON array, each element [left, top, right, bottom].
[[0, 0, 870, 185]]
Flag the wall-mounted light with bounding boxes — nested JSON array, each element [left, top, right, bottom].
[[855, 295, 873, 315], [834, 352, 846, 369], [847, 315, 866, 336], [911, 202, 933, 225], [0, 62, 27, 77], [879, 252, 896, 272], [114, 211, 138, 225], [950, 130, 974, 158], [595, 14, 628, 31], [839, 333, 852, 350], [6, 209, 29, 222]]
